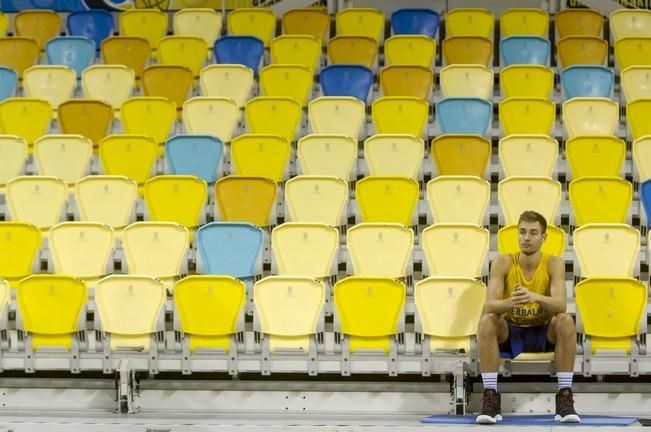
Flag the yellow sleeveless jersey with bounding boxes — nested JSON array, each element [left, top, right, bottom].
[[502, 252, 553, 327]]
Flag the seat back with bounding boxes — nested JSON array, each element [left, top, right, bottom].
[[142, 65, 194, 109], [390, 8, 440, 37], [422, 223, 488, 277], [501, 36, 551, 65], [58, 99, 113, 146], [562, 97, 618, 138], [98, 134, 157, 185], [23, 66, 76, 110], [199, 65, 253, 108], [0, 37, 39, 78], [498, 176, 561, 225], [297, 134, 357, 180], [227, 8, 276, 47], [67, 10, 114, 48], [500, 65, 554, 98], [442, 36, 493, 66], [0, 135, 28, 184], [328, 36, 378, 68], [336, 8, 385, 40], [260, 64, 313, 106], [0, 66, 17, 101], [118, 9, 167, 53], [557, 36, 608, 67], [285, 175, 348, 226], [0, 98, 53, 145], [308, 96, 366, 139], [33, 134, 92, 184], [347, 223, 414, 277], [143, 175, 208, 230], [270, 35, 321, 73], [122, 222, 188, 280], [49, 222, 114, 280], [282, 8, 330, 43], [214, 36, 264, 74], [574, 224, 639, 277], [640, 179, 651, 224], [555, 8, 603, 37], [621, 66, 651, 103], [173, 8, 222, 48], [215, 176, 276, 226], [384, 35, 437, 67], [15, 10, 60, 50], [230, 134, 290, 182], [245, 97, 302, 142], [158, 36, 208, 77], [635, 137, 651, 182], [364, 134, 424, 179], [499, 134, 558, 177], [499, 97, 555, 135], [166, 135, 223, 183], [446, 8, 494, 37], [566, 136, 625, 179], [436, 98, 492, 135], [120, 97, 176, 144], [380, 65, 433, 100], [82, 65, 135, 111], [372, 96, 429, 136], [431, 134, 490, 177], [497, 224, 566, 256], [569, 177, 632, 226], [561, 65, 614, 99], [610, 9, 651, 41], [426, 176, 490, 225], [0, 222, 41, 283], [75, 175, 137, 229], [615, 37, 651, 70], [439, 64, 493, 99], [6, 176, 66, 230], [320, 65, 373, 102], [355, 176, 419, 225], [272, 223, 339, 278], [197, 221, 263, 278], [182, 96, 240, 143], [500, 8, 548, 37], [45, 37, 94, 77], [100, 36, 151, 79], [627, 98, 651, 140]]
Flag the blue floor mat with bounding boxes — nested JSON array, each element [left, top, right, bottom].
[[421, 414, 638, 426]]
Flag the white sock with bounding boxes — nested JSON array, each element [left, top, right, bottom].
[[557, 372, 573, 390], [482, 372, 498, 390]]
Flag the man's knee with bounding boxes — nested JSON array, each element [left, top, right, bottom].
[[478, 313, 501, 339], [552, 313, 576, 338]]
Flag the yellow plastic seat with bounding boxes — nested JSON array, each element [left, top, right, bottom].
[[334, 276, 405, 354], [95, 274, 165, 351], [426, 176, 490, 225], [355, 176, 419, 225], [15, 10, 61, 51], [0, 13, 8, 36], [569, 177, 632, 226], [82, 65, 135, 113], [384, 35, 437, 67], [575, 277, 646, 354], [497, 224, 566, 256], [144, 175, 208, 230], [227, 8, 276, 47], [33, 134, 93, 184], [555, 8, 603, 38], [174, 275, 244, 354], [272, 222, 339, 278], [17, 274, 85, 352], [557, 36, 608, 67], [0, 280, 9, 321], [173, 9, 222, 49], [0, 135, 28, 184], [215, 176, 276, 226], [142, 65, 193, 112], [627, 98, 651, 140], [499, 97, 555, 135], [6, 176, 66, 230], [121, 97, 176, 146], [58, 99, 113, 148], [0, 222, 41, 284], [75, 175, 137, 229], [610, 9, 651, 42], [23, 66, 76, 111], [574, 224, 639, 277], [500, 8, 549, 37], [440, 65, 493, 99], [446, 8, 494, 38], [562, 97, 618, 138], [364, 134, 424, 179], [200, 65, 254, 109], [372, 97, 429, 137], [347, 223, 414, 277], [308, 97, 365, 139], [285, 175, 348, 226], [297, 134, 357, 180], [0, 98, 52, 147], [336, 8, 384, 41], [499, 135, 558, 177], [158, 36, 208, 78], [328, 36, 378, 68], [379, 65, 433, 101], [498, 176, 561, 225], [254, 275, 325, 353], [183, 97, 240, 143], [422, 223, 488, 278], [270, 35, 321, 73], [443, 36, 493, 66], [621, 66, 651, 103], [245, 97, 302, 142], [282, 8, 330, 43], [101, 37, 151, 80], [230, 134, 290, 182], [119, 9, 167, 56], [260, 64, 313, 107], [431, 134, 490, 177], [49, 222, 114, 281], [566, 136, 625, 179], [633, 136, 651, 181], [615, 37, 651, 70], [98, 134, 157, 187], [0, 37, 39, 79], [415, 276, 486, 353], [500, 65, 554, 99]]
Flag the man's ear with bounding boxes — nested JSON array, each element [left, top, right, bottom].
[[541, 232, 547, 242]]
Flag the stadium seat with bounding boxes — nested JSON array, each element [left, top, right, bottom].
[[355, 176, 419, 225], [390, 8, 440, 37], [165, 135, 223, 183], [555, 8, 603, 38], [497, 224, 566, 256], [82, 65, 135, 113], [143, 175, 208, 231], [197, 221, 263, 278], [158, 36, 208, 78], [372, 97, 429, 136], [309, 97, 366, 139], [0, 12, 8, 35], [574, 224, 639, 277], [364, 134, 424, 179], [436, 98, 492, 135], [640, 180, 651, 223], [499, 134, 558, 177], [200, 65, 254, 108], [98, 134, 158, 187], [227, 8, 276, 47], [49, 222, 114, 282], [297, 134, 357, 180], [422, 223, 489, 278], [562, 97, 619, 138], [621, 66, 651, 103], [0, 98, 53, 147], [634, 136, 651, 181], [0, 37, 39, 78], [285, 175, 348, 226], [230, 134, 290, 181], [500, 8, 548, 37], [15, 10, 60, 51], [442, 36, 493, 66], [120, 97, 176, 145], [498, 176, 561, 225], [347, 223, 414, 277], [610, 9, 651, 41], [561, 65, 614, 99], [566, 136, 625, 179], [118, 9, 167, 56], [384, 35, 437, 67], [45, 37, 94, 77], [499, 97, 555, 135], [0, 67, 17, 101], [215, 176, 276, 226], [33, 134, 92, 184], [328, 36, 378, 68], [245, 97, 301, 142], [446, 8, 494, 37], [569, 177, 632, 226], [627, 98, 651, 140], [500, 36, 551, 65], [0, 222, 41, 284], [6, 176, 67, 230], [100, 37, 150, 80], [414, 276, 486, 353], [500, 65, 554, 99], [426, 176, 490, 225], [182, 97, 240, 143], [615, 37, 651, 69], [260, 64, 313, 106], [431, 134, 490, 177], [23, 66, 76, 110], [272, 222, 339, 278], [0, 135, 27, 184], [336, 8, 385, 41], [58, 99, 113, 147], [557, 36, 608, 67], [439, 65, 493, 99], [75, 175, 137, 229], [67, 10, 114, 50], [282, 8, 330, 43], [379, 65, 433, 100], [270, 35, 321, 73], [319, 65, 373, 102], [173, 8, 222, 49], [213, 36, 264, 75], [142, 65, 194, 113]]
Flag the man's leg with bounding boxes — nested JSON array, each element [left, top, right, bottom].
[[476, 313, 509, 424], [547, 313, 580, 423]]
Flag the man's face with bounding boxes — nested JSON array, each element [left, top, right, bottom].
[[518, 220, 546, 256]]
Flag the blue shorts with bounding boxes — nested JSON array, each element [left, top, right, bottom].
[[499, 321, 555, 359]]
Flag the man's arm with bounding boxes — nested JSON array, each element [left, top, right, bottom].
[[484, 255, 514, 314], [512, 256, 567, 314]]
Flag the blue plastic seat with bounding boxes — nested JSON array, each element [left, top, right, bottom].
[[390, 9, 440, 37], [46, 36, 95, 76], [214, 36, 265, 75], [320, 64, 373, 102], [67, 10, 114, 50], [641, 179, 651, 227], [561, 65, 614, 99], [0, 67, 18, 101], [197, 222, 264, 278], [166, 134, 224, 183], [436, 97, 492, 135], [501, 36, 551, 66]]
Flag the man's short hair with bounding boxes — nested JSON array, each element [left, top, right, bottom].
[[518, 210, 547, 233]]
